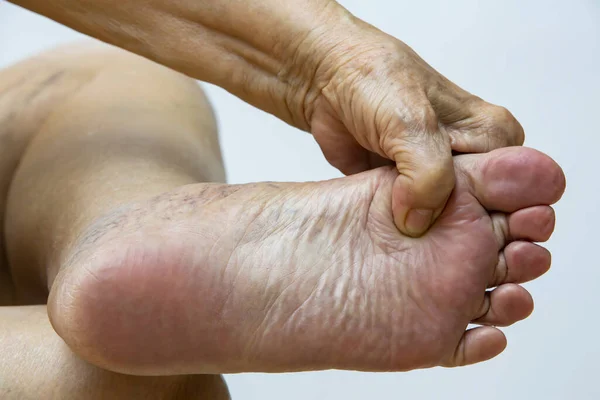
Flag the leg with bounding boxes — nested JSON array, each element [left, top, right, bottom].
[[0, 306, 229, 399], [1, 42, 229, 397], [4, 44, 565, 375], [5, 42, 225, 302], [0, 52, 97, 304]]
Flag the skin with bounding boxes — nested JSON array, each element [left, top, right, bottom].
[[0, 307, 229, 399], [48, 147, 564, 375], [0, 43, 564, 384], [0, 43, 231, 399], [8, 0, 526, 236]]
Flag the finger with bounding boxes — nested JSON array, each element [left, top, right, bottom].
[[472, 284, 534, 327], [312, 113, 372, 175], [447, 102, 526, 153], [387, 108, 455, 237], [490, 242, 551, 288], [367, 151, 394, 169], [443, 326, 507, 367]]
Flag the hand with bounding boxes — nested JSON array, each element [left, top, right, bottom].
[[10, 0, 523, 238], [297, 21, 524, 237]]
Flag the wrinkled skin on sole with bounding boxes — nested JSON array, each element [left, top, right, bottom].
[[49, 147, 565, 375]]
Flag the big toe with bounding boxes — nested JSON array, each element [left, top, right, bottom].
[[455, 147, 566, 212]]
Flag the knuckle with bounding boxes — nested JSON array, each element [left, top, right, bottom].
[[386, 134, 455, 199], [492, 106, 515, 124], [427, 161, 456, 194], [488, 105, 525, 145], [378, 101, 437, 152], [406, 157, 455, 199]]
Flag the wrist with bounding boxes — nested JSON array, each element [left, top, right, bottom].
[[143, 0, 355, 131]]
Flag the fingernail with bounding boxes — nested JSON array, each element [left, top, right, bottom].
[[405, 208, 433, 236]]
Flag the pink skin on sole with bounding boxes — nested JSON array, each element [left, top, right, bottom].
[[48, 147, 565, 375]]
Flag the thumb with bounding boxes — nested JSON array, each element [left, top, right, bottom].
[[388, 127, 455, 237]]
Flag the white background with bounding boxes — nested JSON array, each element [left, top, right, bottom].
[[1, 1, 598, 399]]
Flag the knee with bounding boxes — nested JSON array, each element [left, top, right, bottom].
[[61, 42, 226, 182]]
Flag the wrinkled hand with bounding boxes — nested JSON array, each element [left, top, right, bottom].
[[302, 24, 525, 236], [11, 0, 524, 237]]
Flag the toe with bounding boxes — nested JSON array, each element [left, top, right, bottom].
[[508, 206, 555, 242], [473, 284, 534, 327], [490, 212, 511, 248], [443, 327, 507, 367], [490, 242, 552, 287], [457, 147, 566, 212], [489, 207, 555, 249]]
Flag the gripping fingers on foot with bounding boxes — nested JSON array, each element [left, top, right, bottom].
[[472, 284, 533, 327]]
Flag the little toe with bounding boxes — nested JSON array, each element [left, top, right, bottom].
[[490, 242, 552, 287], [473, 284, 534, 327], [456, 147, 566, 213], [508, 206, 555, 242], [443, 327, 507, 367]]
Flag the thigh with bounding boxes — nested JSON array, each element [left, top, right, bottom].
[[0, 49, 100, 305], [3, 42, 226, 302], [0, 305, 231, 399], [2, 41, 230, 400]]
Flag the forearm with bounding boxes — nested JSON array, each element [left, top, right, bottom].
[[9, 0, 359, 129], [0, 306, 229, 399]]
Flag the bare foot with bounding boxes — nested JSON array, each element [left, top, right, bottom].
[[49, 147, 565, 375]]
